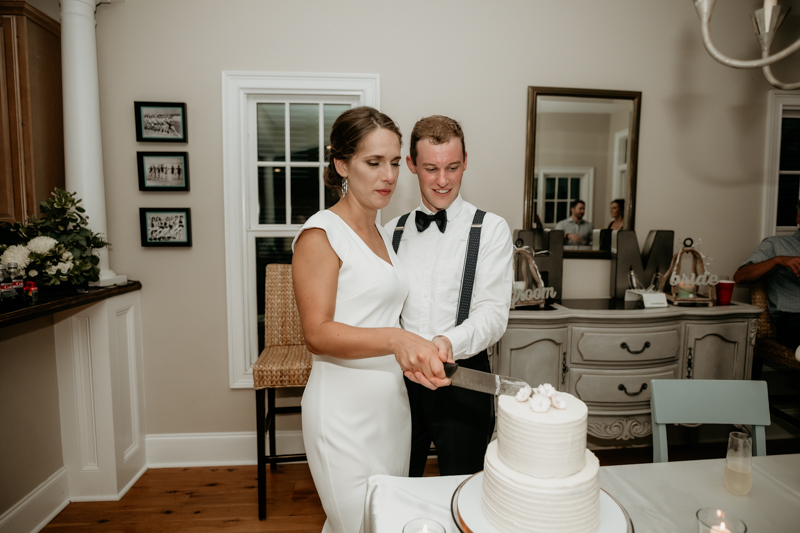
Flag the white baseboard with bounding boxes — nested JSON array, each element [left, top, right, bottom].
[[0, 467, 69, 533], [67, 464, 149, 503], [146, 430, 306, 468]]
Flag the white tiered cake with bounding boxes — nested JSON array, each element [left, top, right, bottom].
[[481, 386, 600, 533]]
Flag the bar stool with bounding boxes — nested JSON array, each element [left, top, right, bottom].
[[253, 263, 312, 520]]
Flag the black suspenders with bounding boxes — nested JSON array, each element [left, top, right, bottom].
[[393, 209, 486, 325]]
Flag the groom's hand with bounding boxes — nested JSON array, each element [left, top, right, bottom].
[[432, 335, 453, 363]]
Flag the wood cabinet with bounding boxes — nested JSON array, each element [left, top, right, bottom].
[[494, 301, 762, 445], [0, 1, 64, 223]]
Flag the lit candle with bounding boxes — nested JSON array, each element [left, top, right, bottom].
[[710, 522, 729, 533]]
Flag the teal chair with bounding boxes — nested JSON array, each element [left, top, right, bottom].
[[650, 379, 771, 463]]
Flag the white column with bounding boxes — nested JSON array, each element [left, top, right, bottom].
[[61, 0, 126, 286]]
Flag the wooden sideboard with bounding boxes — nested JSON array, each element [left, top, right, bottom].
[[492, 299, 762, 444]]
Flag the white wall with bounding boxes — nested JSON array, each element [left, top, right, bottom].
[[89, 0, 800, 435]]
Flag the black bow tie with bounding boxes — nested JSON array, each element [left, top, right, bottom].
[[415, 210, 447, 233]]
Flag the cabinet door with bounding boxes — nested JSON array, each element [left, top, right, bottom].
[[497, 327, 568, 390], [685, 322, 748, 380], [0, 15, 23, 223]]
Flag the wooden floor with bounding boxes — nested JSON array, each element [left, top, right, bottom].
[[45, 441, 800, 532]]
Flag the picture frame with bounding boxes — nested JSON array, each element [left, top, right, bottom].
[[134, 101, 188, 142], [137, 152, 190, 191], [139, 208, 192, 247]]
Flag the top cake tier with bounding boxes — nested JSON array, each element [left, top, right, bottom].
[[496, 393, 588, 478]]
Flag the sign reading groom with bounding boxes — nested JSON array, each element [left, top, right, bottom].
[[387, 115, 514, 476]]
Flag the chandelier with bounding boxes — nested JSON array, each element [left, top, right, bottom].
[[694, 0, 800, 90]]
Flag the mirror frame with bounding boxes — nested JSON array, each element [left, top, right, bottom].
[[523, 86, 642, 258]]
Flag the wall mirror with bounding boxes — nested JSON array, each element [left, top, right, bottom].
[[523, 87, 641, 258]]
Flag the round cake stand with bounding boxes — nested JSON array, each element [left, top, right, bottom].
[[450, 472, 634, 533]]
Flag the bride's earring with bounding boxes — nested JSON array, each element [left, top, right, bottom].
[[342, 178, 348, 197]]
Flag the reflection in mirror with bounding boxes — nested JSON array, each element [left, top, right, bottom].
[[524, 87, 641, 258]]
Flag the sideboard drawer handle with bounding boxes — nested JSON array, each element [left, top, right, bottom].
[[618, 383, 648, 396], [620, 341, 651, 354]]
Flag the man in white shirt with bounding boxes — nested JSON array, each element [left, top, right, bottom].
[[385, 115, 513, 476]]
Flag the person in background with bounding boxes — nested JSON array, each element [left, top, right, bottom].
[[608, 198, 625, 230], [556, 199, 594, 245], [733, 199, 800, 353], [387, 115, 513, 477]]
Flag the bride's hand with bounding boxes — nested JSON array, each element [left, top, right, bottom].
[[404, 370, 451, 390], [393, 331, 449, 390]]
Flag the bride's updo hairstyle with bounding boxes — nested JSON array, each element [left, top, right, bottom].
[[325, 106, 402, 199]]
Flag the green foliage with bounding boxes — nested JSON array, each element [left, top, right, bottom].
[[0, 189, 109, 286]]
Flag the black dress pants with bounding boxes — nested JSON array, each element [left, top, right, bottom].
[[405, 350, 495, 477], [776, 312, 800, 352]]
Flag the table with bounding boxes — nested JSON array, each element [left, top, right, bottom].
[[363, 454, 800, 533]]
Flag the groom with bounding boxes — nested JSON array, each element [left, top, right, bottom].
[[387, 115, 513, 476]]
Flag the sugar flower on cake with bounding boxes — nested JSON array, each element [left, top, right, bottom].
[[529, 393, 552, 413], [551, 393, 567, 409], [515, 383, 532, 402], [535, 383, 557, 398]]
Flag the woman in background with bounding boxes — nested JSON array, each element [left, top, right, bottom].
[[292, 107, 449, 533], [608, 198, 625, 230]]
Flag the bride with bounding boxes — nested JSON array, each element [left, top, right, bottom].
[[292, 106, 451, 533]]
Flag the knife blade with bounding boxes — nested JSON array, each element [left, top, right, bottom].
[[443, 362, 530, 397]]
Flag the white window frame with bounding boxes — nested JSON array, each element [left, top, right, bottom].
[[533, 167, 594, 227], [612, 129, 628, 200], [222, 71, 379, 388], [763, 91, 800, 239]]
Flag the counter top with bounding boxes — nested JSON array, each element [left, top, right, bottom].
[[510, 298, 763, 324], [0, 281, 142, 329]]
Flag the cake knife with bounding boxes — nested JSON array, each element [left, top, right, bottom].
[[443, 362, 529, 396]]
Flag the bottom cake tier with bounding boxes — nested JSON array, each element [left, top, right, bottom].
[[482, 440, 601, 533]]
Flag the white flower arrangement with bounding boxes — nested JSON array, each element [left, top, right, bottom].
[[0, 189, 107, 287], [0, 245, 31, 272]]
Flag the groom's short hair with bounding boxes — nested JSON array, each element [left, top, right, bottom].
[[409, 115, 466, 164]]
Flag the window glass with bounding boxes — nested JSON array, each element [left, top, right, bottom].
[[557, 177, 568, 199], [545, 177, 555, 200], [257, 104, 285, 162], [570, 177, 580, 200], [324, 104, 350, 158], [780, 117, 800, 171], [291, 167, 319, 224], [776, 175, 799, 227], [556, 202, 567, 222], [258, 167, 286, 224], [544, 201, 555, 224], [290, 104, 320, 162]]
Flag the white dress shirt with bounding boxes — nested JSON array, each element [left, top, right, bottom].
[[384, 196, 514, 360]]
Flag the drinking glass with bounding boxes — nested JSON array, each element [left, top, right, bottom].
[[723, 432, 752, 496], [696, 508, 747, 532], [403, 518, 445, 533]]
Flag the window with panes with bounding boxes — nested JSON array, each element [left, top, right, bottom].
[[250, 100, 351, 354], [777, 111, 800, 231]]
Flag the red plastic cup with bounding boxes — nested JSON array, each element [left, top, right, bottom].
[[717, 280, 735, 305]]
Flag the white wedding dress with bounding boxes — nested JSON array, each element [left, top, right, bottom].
[[293, 210, 412, 533]]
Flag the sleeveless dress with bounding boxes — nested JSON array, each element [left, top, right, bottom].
[[292, 210, 412, 533]]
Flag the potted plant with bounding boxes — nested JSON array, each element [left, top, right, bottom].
[[0, 189, 108, 292]]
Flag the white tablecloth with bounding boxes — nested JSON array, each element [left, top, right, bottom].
[[363, 454, 800, 533]]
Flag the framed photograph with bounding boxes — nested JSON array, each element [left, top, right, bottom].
[[139, 208, 192, 247], [134, 101, 188, 142], [137, 152, 189, 191]]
